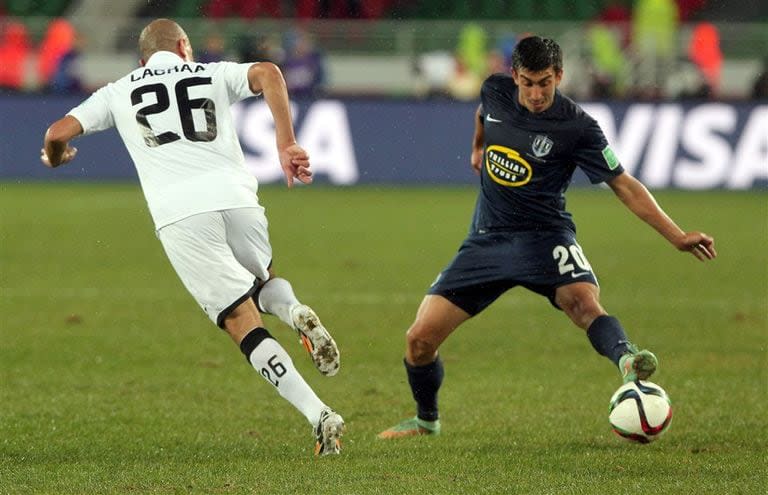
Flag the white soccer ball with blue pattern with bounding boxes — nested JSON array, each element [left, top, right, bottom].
[[609, 380, 673, 443]]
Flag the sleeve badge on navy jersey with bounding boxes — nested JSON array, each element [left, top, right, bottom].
[[601, 145, 620, 170]]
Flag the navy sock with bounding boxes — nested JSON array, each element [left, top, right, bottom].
[[405, 357, 444, 422], [587, 315, 631, 365]]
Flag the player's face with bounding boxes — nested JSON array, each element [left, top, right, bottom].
[[511, 66, 563, 113]]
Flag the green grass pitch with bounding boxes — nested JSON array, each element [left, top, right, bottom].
[[1, 183, 766, 494]]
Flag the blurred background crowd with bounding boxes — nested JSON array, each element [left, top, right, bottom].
[[0, 0, 766, 100]]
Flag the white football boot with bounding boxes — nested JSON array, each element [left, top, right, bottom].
[[314, 408, 345, 456], [290, 305, 340, 376]]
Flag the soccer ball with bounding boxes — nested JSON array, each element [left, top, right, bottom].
[[608, 380, 672, 443]]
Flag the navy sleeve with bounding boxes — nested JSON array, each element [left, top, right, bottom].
[[572, 116, 624, 184]]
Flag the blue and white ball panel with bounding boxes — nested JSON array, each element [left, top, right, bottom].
[[609, 380, 673, 443]]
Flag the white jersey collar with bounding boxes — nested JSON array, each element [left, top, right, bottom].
[[145, 51, 187, 67]]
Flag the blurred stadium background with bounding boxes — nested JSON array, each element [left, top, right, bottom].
[[2, 3, 767, 493], [0, 0, 766, 189], [2, 0, 768, 99]]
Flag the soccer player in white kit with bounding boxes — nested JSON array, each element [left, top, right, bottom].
[[40, 19, 344, 456]]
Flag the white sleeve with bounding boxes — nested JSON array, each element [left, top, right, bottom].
[[217, 61, 261, 103], [67, 85, 115, 135]]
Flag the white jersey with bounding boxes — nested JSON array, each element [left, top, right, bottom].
[[68, 51, 261, 229]]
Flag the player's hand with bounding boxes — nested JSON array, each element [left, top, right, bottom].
[[40, 146, 77, 167], [675, 232, 716, 261], [278, 143, 312, 188], [470, 148, 483, 175]]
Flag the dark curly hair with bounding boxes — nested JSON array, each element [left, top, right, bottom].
[[511, 36, 563, 73]]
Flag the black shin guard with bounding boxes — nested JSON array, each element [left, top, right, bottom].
[[239, 327, 274, 361]]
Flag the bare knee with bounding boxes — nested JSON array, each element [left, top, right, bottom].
[[406, 322, 439, 365], [555, 285, 605, 329], [403, 294, 469, 365]]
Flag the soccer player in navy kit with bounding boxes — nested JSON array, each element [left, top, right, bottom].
[[379, 36, 716, 439]]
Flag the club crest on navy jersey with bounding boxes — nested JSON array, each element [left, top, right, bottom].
[[531, 134, 553, 158]]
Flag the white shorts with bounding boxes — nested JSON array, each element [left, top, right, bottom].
[[157, 207, 272, 327]]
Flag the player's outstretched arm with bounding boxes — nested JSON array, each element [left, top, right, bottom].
[[247, 62, 311, 187], [607, 172, 717, 261], [41, 115, 83, 168]]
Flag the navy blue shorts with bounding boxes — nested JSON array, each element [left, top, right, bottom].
[[427, 229, 599, 316]]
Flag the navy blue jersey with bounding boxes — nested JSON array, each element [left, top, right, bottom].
[[471, 73, 624, 234]]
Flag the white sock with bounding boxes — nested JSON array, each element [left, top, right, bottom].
[[258, 278, 300, 326], [244, 331, 326, 425]]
